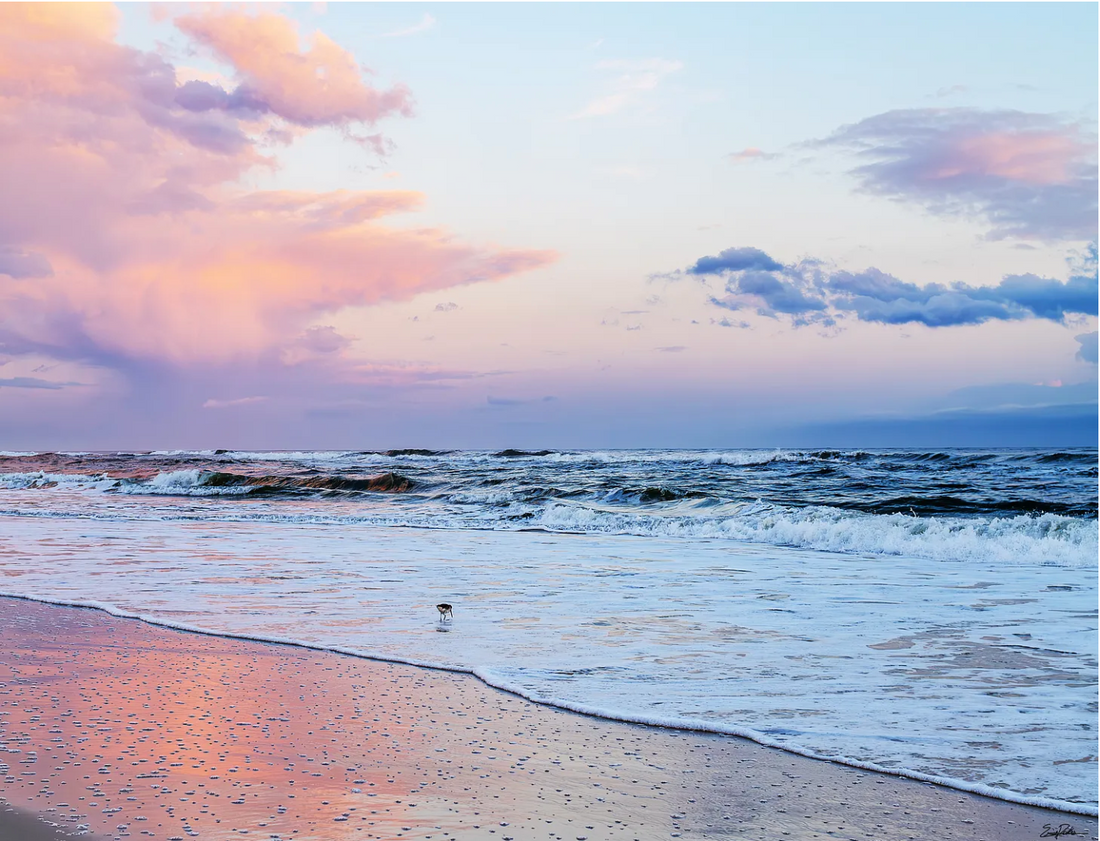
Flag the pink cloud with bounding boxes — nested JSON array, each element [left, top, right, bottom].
[[0, 4, 555, 368], [174, 9, 414, 128], [203, 396, 268, 409], [727, 147, 777, 163], [818, 108, 1097, 241], [939, 132, 1083, 186]]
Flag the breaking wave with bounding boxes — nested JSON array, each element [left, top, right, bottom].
[[532, 502, 1096, 567]]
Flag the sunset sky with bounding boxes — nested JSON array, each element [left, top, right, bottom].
[[0, 2, 1096, 449]]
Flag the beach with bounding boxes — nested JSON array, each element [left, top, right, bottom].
[[3, 0, 1096, 834], [1, 597, 1095, 841]]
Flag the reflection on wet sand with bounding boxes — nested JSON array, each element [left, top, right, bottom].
[[0, 597, 1095, 841]]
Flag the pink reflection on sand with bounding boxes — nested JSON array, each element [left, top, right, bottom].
[[0, 603, 464, 840]]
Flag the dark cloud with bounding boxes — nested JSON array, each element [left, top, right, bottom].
[[174, 79, 231, 112], [735, 270, 827, 315], [174, 80, 270, 118], [824, 267, 1098, 327], [985, 272, 1099, 320], [687, 247, 783, 275], [680, 242, 1099, 328], [1076, 331, 1098, 364], [817, 108, 1098, 242], [835, 289, 1016, 327], [827, 268, 927, 302]]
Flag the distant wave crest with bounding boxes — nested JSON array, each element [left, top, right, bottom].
[[0, 469, 415, 496]]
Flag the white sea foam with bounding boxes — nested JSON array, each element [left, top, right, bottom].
[[535, 502, 1098, 567], [0, 471, 120, 491]]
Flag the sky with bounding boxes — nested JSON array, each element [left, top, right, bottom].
[[0, 1, 1096, 449]]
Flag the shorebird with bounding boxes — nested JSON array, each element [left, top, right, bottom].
[[436, 603, 453, 621]]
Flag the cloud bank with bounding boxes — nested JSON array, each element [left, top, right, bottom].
[[679, 242, 1098, 328]]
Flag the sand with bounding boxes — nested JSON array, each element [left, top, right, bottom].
[[0, 597, 1095, 841]]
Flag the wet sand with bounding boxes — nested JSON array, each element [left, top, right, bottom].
[[0, 597, 1095, 841]]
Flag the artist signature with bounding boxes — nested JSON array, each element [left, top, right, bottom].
[[1040, 824, 1080, 839]]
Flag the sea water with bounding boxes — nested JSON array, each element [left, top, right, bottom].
[[0, 448, 1095, 812]]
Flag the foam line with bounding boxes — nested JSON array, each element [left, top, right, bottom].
[[2, 590, 1095, 818]]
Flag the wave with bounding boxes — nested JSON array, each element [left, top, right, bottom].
[[0, 470, 122, 492], [133, 448, 871, 467], [532, 502, 1097, 567], [0, 495, 1093, 568], [3, 448, 1094, 476], [379, 448, 451, 457], [0, 469, 415, 496], [1036, 451, 1098, 463], [860, 494, 1091, 517], [2, 591, 1095, 817], [150, 449, 369, 463], [197, 470, 415, 494]]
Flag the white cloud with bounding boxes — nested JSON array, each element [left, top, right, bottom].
[[382, 13, 436, 38], [202, 396, 269, 409], [571, 58, 682, 119]]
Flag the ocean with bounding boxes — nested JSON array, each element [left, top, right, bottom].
[[0, 447, 1096, 814]]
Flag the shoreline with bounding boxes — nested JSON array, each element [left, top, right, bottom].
[[0, 596, 1096, 841], [2, 589, 1096, 819]]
